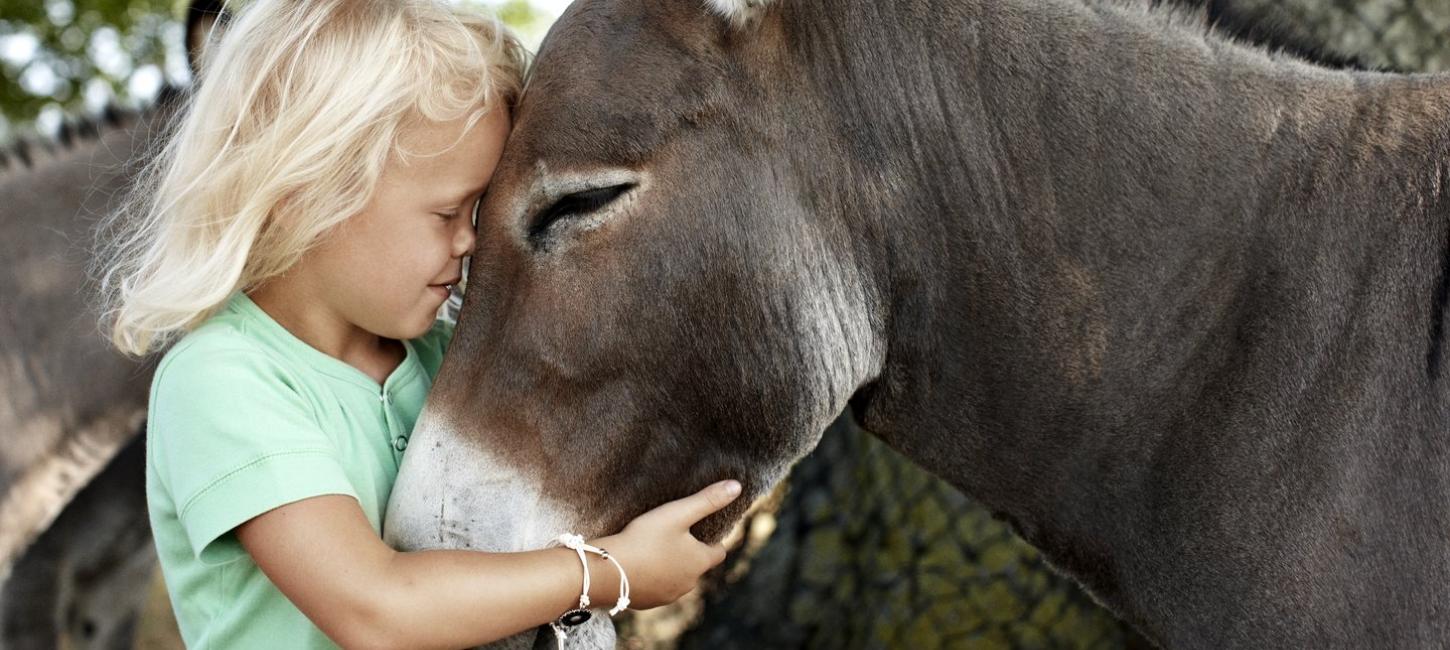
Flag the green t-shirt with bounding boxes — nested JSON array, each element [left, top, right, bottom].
[[145, 291, 454, 648]]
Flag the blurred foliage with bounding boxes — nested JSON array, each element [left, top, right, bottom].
[[0, 0, 554, 143], [0, 0, 177, 142], [494, 0, 553, 36]]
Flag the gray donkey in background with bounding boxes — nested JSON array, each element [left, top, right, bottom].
[[0, 5, 222, 647]]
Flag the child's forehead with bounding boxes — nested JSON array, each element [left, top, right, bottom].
[[397, 113, 492, 155], [385, 109, 511, 196]]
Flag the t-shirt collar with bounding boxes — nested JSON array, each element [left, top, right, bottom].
[[224, 291, 421, 393]]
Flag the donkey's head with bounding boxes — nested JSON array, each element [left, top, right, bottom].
[[385, 0, 887, 553]]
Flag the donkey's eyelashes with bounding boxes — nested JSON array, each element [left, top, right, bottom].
[[526, 183, 635, 246]]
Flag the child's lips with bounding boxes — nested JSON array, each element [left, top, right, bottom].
[[429, 276, 461, 292], [428, 279, 457, 299]]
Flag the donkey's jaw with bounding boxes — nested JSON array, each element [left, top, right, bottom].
[[385, 417, 576, 553], [384, 415, 619, 649]]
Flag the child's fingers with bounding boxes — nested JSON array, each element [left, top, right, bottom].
[[653, 480, 742, 528]]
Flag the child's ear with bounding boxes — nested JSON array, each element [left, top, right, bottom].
[[185, 0, 230, 77], [704, 0, 777, 28]]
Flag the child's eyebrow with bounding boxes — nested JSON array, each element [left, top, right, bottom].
[[441, 182, 490, 205]]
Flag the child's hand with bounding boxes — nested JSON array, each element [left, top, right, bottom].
[[589, 479, 743, 610]]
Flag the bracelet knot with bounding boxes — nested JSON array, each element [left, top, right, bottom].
[[549, 532, 632, 649]]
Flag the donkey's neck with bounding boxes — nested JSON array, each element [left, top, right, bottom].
[[807, 0, 1450, 643]]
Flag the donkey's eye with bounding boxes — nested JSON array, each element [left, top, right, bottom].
[[527, 184, 634, 244]]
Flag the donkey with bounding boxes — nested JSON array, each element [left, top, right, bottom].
[[0, 438, 154, 650], [385, 0, 1450, 647], [0, 4, 223, 646], [0, 0, 224, 577], [0, 97, 165, 579]]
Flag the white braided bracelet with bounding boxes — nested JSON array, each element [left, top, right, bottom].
[[549, 533, 631, 648]]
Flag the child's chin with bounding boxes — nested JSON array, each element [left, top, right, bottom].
[[398, 318, 435, 340], [378, 310, 435, 341]]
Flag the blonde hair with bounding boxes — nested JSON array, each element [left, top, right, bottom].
[[98, 0, 527, 356]]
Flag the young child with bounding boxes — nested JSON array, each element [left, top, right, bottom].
[[99, 1, 741, 647]]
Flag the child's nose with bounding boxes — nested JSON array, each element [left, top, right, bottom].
[[454, 217, 477, 257]]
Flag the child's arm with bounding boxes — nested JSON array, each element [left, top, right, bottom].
[[236, 480, 741, 650]]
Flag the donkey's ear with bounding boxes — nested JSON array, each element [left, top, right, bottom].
[[185, 0, 230, 76], [704, 0, 776, 27]]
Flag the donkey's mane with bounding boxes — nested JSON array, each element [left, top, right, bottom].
[[1093, 0, 1372, 71], [0, 84, 183, 176], [1185, 0, 1371, 69], [0, 0, 1370, 181]]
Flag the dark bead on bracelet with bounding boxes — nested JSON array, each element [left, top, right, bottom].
[[558, 608, 592, 627]]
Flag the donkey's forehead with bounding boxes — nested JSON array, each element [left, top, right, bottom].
[[540, 0, 731, 60], [512, 0, 739, 164]]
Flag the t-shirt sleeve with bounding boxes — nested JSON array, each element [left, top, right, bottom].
[[148, 342, 357, 566]]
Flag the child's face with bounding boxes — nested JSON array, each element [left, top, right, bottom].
[[306, 108, 509, 340]]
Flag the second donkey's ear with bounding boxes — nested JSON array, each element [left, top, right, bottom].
[[704, 0, 777, 28], [185, 0, 230, 77]]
